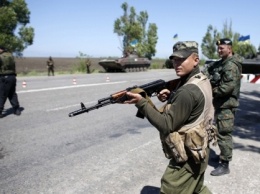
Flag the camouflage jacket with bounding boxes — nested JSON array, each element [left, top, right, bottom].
[[203, 54, 243, 109], [0, 51, 16, 75]]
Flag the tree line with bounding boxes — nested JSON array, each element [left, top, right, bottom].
[[0, 1, 259, 60]]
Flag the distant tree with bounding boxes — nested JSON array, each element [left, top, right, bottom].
[[201, 20, 256, 59], [201, 25, 221, 59], [0, 0, 34, 56], [113, 2, 158, 59], [236, 42, 257, 59], [75, 51, 93, 73], [164, 59, 173, 69]]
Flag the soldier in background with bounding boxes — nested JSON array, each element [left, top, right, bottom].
[[85, 58, 91, 74], [203, 38, 243, 176], [0, 45, 21, 118], [46, 56, 54, 76]]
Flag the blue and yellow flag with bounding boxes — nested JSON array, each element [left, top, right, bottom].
[[130, 39, 138, 47], [238, 35, 250, 42]]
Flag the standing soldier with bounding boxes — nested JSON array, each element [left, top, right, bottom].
[[85, 58, 92, 74], [124, 41, 215, 193], [46, 56, 54, 76], [203, 38, 243, 176], [0, 45, 21, 118]]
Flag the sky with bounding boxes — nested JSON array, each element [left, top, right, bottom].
[[22, 0, 260, 59]]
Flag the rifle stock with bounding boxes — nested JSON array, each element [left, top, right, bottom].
[[68, 78, 180, 117]]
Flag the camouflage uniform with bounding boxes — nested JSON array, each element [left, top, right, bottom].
[[204, 54, 242, 163], [0, 47, 20, 117], [135, 41, 214, 194], [47, 56, 54, 76], [85, 58, 91, 74]]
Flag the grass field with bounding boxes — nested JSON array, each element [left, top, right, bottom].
[[15, 57, 167, 76]]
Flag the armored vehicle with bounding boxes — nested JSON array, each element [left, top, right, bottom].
[[241, 52, 260, 74], [99, 53, 151, 72]]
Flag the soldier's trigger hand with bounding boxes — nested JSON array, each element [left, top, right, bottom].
[[157, 89, 170, 102]]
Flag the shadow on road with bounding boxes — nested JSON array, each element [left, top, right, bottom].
[[233, 90, 260, 153], [1, 107, 25, 118], [140, 185, 160, 194], [208, 148, 220, 168]]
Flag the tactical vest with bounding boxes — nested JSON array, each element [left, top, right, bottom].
[[0, 52, 16, 75], [160, 73, 217, 164]]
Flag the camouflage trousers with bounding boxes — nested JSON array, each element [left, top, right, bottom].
[[215, 108, 236, 161]]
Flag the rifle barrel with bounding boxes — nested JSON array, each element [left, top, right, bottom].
[[68, 101, 111, 117]]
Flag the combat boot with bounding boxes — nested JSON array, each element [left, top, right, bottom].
[[14, 108, 21, 116], [210, 160, 230, 176]]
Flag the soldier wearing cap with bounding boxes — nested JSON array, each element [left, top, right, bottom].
[[124, 41, 214, 193], [0, 45, 21, 118], [203, 38, 243, 176]]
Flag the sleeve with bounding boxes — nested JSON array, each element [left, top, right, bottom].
[[213, 61, 239, 97], [135, 86, 196, 136]]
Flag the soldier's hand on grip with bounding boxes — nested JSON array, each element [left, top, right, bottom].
[[157, 89, 170, 102]]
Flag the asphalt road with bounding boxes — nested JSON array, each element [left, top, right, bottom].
[[0, 70, 259, 194]]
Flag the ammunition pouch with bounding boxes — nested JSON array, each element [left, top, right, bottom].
[[183, 123, 207, 163], [161, 122, 217, 164], [160, 132, 188, 163]]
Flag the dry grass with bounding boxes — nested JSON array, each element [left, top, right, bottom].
[[15, 57, 107, 75], [16, 57, 167, 75]]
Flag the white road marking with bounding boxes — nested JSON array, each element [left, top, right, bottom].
[[17, 81, 127, 94], [17, 78, 159, 112]]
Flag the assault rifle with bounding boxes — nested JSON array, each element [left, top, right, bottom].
[[68, 78, 180, 117]]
